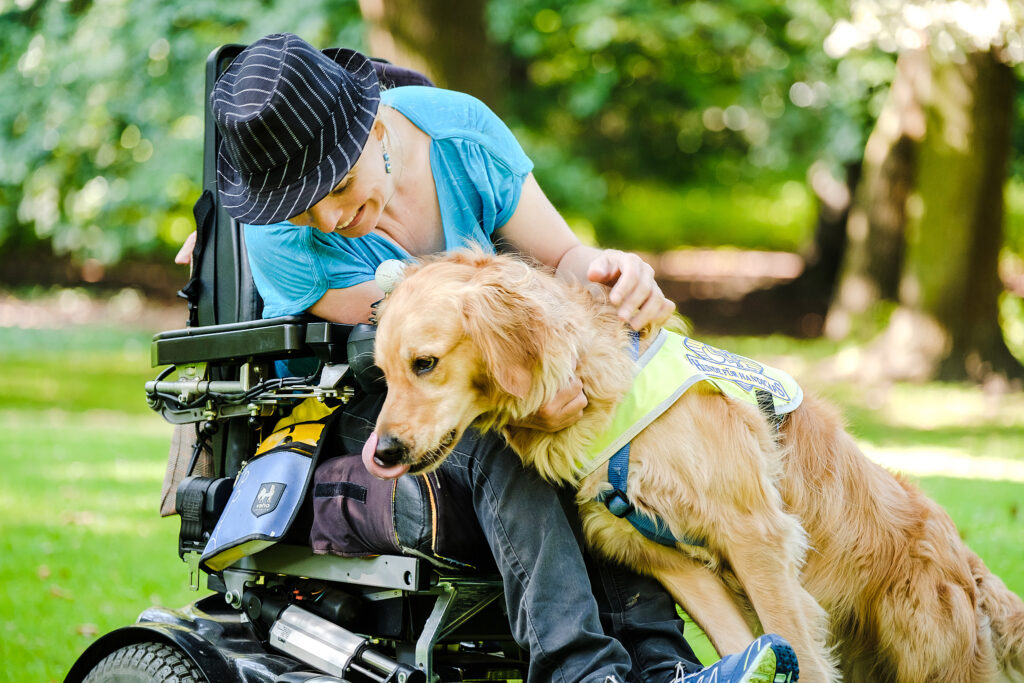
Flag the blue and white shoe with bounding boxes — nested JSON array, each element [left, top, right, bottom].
[[674, 634, 799, 683]]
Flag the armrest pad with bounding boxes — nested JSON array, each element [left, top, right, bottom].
[[152, 316, 353, 366]]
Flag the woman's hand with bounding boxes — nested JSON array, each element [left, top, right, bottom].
[[175, 231, 197, 265], [495, 176, 675, 333], [587, 249, 675, 331], [512, 372, 587, 432]]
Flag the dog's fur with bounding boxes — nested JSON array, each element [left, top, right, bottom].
[[372, 249, 1024, 682]]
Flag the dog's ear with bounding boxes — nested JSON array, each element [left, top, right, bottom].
[[461, 268, 545, 400]]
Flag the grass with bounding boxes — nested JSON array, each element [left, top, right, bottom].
[[0, 325, 203, 683], [1, 323, 1022, 682]]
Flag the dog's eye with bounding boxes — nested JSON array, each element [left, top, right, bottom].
[[412, 356, 438, 375]]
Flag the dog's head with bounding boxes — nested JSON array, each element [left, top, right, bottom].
[[367, 249, 574, 477]]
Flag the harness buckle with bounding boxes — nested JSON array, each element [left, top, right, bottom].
[[602, 489, 634, 518]]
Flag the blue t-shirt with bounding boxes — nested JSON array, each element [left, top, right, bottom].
[[244, 86, 534, 318]]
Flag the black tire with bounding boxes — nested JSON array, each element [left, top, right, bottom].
[[82, 641, 207, 683]]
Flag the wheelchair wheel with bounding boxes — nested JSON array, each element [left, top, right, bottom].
[[82, 641, 206, 683]]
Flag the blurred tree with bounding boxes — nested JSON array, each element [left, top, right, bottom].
[[358, 0, 504, 108], [484, 0, 900, 261], [823, 0, 1023, 381], [827, 50, 925, 321], [0, 0, 363, 274], [1, 0, 890, 268]]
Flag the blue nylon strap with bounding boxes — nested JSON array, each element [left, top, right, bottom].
[[596, 332, 703, 548], [605, 331, 638, 507]]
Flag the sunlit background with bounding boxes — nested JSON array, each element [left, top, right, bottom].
[[1, 0, 1023, 680]]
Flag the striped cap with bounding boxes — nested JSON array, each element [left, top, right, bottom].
[[210, 33, 381, 225]]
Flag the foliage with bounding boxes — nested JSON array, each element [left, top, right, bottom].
[[596, 179, 815, 253], [1006, 178, 1024, 255], [3, 0, 1023, 263], [0, 0, 364, 265], [1001, 291, 1024, 364], [488, 0, 895, 222], [824, 0, 1024, 65]]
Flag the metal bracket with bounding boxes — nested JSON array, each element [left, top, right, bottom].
[[414, 580, 504, 678], [318, 363, 349, 389], [221, 568, 262, 609], [184, 551, 202, 592]]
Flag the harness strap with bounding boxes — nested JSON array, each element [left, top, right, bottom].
[[755, 389, 786, 433], [593, 332, 795, 549], [179, 190, 215, 328], [596, 332, 702, 548]]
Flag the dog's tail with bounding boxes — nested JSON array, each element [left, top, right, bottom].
[[973, 552, 1024, 678]]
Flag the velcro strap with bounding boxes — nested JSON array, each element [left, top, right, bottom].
[[755, 389, 785, 431], [177, 482, 206, 542], [313, 481, 368, 503], [178, 190, 216, 327]]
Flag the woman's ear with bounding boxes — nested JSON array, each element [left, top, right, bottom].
[[371, 116, 386, 141]]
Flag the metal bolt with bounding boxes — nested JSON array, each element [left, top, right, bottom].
[[224, 590, 242, 608]]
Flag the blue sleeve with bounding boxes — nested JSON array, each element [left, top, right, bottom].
[[456, 95, 533, 230], [445, 134, 530, 235], [478, 139, 529, 231], [244, 223, 376, 318]]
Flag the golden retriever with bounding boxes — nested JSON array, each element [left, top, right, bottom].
[[370, 249, 1024, 683]]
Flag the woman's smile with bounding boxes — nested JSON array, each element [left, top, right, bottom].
[[336, 204, 366, 232]]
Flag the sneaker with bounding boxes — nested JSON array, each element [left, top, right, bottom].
[[674, 634, 799, 683]]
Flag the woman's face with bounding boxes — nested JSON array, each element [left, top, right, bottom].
[[287, 122, 391, 237]]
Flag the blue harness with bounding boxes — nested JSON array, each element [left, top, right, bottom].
[[592, 331, 802, 547], [594, 333, 693, 547]]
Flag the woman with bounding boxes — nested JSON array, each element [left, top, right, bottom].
[[203, 32, 798, 683]]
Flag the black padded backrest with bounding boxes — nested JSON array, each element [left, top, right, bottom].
[[191, 44, 257, 328], [190, 45, 435, 329]]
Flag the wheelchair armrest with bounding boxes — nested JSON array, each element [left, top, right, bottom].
[[152, 315, 354, 366]]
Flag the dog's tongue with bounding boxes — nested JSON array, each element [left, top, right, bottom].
[[361, 431, 410, 479]]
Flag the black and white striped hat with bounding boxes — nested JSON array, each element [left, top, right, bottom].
[[210, 33, 381, 225]]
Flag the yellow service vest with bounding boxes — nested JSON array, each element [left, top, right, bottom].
[[577, 330, 803, 478]]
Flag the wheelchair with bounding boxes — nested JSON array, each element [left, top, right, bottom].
[[65, 45, 526, 683]]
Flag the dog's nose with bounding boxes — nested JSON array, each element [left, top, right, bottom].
[[374, 434, 409, 467]]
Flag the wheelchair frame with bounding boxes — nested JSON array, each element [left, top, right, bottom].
[[64, 45, 523, 683]]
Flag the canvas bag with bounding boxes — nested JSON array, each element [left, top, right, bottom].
[[200, 399, 339, 572], [311, 454, 493, 572], [199, 396, 492, 573]]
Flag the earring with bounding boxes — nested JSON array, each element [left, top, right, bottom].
[[381, 139, 392, 175]]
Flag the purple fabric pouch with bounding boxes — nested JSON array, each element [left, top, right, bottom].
[[311, 454, 493, 572]]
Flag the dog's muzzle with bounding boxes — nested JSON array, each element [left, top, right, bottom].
[[374, 429, 458, 473], [406, 429, 458, 474]]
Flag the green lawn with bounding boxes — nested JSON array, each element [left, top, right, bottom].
[[0, 324, 1021, 682], [0, 326, 203, 683]]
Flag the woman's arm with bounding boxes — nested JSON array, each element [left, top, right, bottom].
[[496, 173, 675, 332], [308, 280, 385, 324]]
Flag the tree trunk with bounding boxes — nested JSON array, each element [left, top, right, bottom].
[[826, 48, 1021, 382], [898, 51, 1021, 381], [825, 50, 926, 340], [358, 0, 503, 110]]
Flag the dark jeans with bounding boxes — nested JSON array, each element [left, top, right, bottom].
[[336, 392, 700, 683]]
